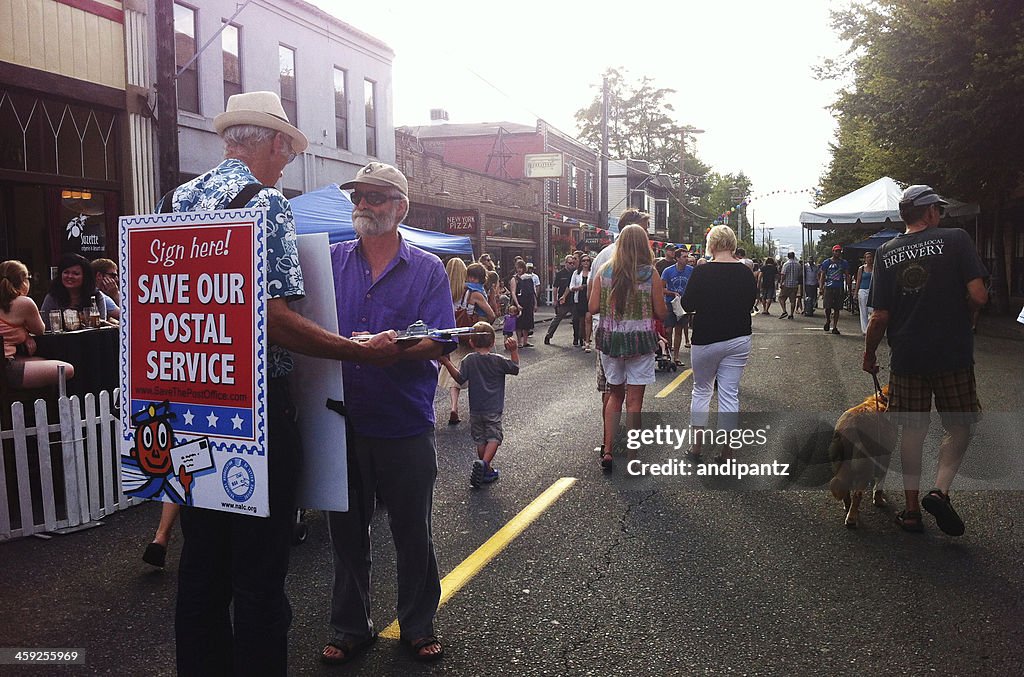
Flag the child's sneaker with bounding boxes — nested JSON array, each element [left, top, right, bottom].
[[481, 466, 500, 484], [470, 460, 485, 488]]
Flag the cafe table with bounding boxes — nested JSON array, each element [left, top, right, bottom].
[[33, 326, 120, 399]]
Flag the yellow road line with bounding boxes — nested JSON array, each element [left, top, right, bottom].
[[379, 476, 577, 640], [655, 368, 692, 398]]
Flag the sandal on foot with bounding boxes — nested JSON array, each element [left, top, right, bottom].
[[872, 489, 888, 508], [684, 447, 701, 463], [406, 635, 444, 662], [600, 452, 614, 472], [921, 489, 965, 536], [321, 633, 378, 665], [895, 509, 924, 533]]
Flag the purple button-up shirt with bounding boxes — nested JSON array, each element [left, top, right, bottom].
[[330, 236, 456, 438]]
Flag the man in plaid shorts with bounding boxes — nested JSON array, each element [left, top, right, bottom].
[[863, 185, 988, 536]]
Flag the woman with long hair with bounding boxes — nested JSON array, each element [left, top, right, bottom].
[[0, 260, 74, 388], [441, 257, 469, 424], [40, 253, 120, 321], [588, 225, 667, 471], [569, 254, 593, 352], [508, 259, 536, 347], [680, 225, 758, 462], [855, 251, 875, 335]]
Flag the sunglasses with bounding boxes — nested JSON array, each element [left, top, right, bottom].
[[350, 190, 403, 207], [935, 204, 946, 216]]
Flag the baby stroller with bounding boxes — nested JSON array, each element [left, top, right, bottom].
[[653, 318, 677, 372]]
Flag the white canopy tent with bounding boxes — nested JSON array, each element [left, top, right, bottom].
[[800, 176, 980, 254]]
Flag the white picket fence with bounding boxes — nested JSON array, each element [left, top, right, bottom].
[[0, 389, 142, 541]]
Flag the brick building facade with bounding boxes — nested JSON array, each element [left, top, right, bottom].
[[399, 120, 599, 290], [395, 129, 542, 281]]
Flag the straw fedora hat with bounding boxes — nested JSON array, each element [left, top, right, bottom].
[[214, 91, 308, 154]]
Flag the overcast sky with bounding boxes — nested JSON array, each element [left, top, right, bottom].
[[312, 0, 852, 245]]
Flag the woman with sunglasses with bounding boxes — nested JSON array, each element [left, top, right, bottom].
[[40, 253, 120, 325], [569, 255, 593, 352]]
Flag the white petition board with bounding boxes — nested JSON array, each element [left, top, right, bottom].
[[290, 233, 348, 511]]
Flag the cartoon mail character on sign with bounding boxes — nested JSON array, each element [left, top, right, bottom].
[[122, 401, 214, 505]]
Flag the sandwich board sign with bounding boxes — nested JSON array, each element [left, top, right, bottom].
[[118, 209, 269, 516]]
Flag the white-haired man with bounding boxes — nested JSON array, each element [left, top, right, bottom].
[[160, 91, 398, 676], [322, 162, 455, 665]]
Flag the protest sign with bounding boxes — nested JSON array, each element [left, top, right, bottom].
[[118, 209, 268, 516]]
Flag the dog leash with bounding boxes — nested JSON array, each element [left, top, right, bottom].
[[871, 371, 884, 410]]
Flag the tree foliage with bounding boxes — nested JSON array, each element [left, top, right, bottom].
[[819, 0, 1024, 308], [575, 67, 712, 242], [823, 0, 1024, 205]]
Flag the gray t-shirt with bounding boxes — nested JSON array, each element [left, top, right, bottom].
[[455, 351, 520, 415]]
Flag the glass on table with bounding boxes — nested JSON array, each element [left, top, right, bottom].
[[63, 308, 81, 331], [48, 309, 64, 333]]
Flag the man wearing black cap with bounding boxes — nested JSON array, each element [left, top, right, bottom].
[[863, 184, 988, 536]]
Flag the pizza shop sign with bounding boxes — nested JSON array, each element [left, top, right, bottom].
[[445, 211, 477, 234]]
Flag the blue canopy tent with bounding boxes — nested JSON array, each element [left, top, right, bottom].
[[290, 184, 474, 256], [845, 228, 902, 251]]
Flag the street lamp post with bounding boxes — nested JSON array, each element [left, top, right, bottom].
[[767, 228, 775, 258], [760, 221, 766, 254]]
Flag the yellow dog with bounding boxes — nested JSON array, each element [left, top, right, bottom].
[[828, 384, 896, 528]]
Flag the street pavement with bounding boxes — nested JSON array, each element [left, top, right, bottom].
[[1, 305, 1022, 676]]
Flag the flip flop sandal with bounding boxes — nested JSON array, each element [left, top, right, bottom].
[[921, 489, 965, 536], [600, 452, 614, 472], [684, 447, 702, 463], [406, 635, 444, 663], [895, 510, 924, 533], [321, 633, 378, 665]]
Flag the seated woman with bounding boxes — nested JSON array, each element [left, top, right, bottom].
[[40, 253, 120, 324], [0, 260, 74, 388]]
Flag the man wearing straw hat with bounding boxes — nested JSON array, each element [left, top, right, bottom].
[[160, 91, 399, 676]]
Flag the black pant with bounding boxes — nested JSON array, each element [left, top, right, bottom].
[[175, 378, 300, 676], [545, 302, 574, 339]]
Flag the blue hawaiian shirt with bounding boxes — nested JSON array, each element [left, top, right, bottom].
[[157, 159, 304, 378]]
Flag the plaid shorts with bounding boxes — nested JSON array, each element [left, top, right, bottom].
[[888, 367, 982, 428]]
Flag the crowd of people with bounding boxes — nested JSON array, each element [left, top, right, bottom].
[[88, 91, 985, 675]]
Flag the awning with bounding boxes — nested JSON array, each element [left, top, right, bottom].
[[800, 177, 979, 231]]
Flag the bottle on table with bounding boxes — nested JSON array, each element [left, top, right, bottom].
[[88, 300, 100, 328]]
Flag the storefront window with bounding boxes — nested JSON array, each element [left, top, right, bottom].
[[0, 88, 118, 181]]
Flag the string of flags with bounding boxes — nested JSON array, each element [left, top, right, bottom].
[[709, 187, 824, 230]]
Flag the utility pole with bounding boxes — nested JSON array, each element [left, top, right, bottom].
[[678, 127, 704, 244], [678, 131, 686, 243], [155, 0, 180, 198], [599, 75, 609, 229]]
